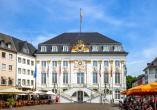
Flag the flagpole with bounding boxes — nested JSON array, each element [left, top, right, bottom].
[[80, 8, 82, 34]]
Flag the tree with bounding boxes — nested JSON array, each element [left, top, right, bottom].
[[126, 75, 137, 89]]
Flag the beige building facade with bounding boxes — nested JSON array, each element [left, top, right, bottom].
[[0, 34, 17, 86]]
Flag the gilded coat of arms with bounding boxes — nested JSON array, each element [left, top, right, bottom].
[[71, 40, 89, 52]]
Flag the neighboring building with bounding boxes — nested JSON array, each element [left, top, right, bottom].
[[0, 33, 17, 86], [144, 57, 157, 84], [132, 74, 145, 87], [36, 32, 128, 103], [12, 37, 36, 91]]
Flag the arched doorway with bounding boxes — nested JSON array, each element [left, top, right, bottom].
[[78, 91, 83, 103]]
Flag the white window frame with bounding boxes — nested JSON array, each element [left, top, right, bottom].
[[92, 45, 99, 52], [41, 46, 47, 52], [52, 46, 58, 52], [63, 46, 69, 52]]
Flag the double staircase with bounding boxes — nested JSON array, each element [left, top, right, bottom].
[[59, 84, 109, 103]]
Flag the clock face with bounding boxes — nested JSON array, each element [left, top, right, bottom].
[[78, 61, 82, 65]]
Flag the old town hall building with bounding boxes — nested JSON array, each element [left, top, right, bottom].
[[36, 32, 128, 103]]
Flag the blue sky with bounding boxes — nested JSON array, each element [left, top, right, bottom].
[[0, 0, 157, 76]]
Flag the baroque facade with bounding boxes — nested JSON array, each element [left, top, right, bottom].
[[36, 32, 128, 103]]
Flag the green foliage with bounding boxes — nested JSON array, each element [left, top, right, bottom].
[[126, 75, 137, 89], [6, 97, 16, 106]]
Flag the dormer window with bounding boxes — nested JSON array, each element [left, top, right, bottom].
[[0, 41, 5, 47], [63, 46, 69, 52], [92, 45, 99, 52], [41, 46, 47, 52], [7, 43, 11, 49], [52, 46, 58, 52], [114, 45, 122, 51], [103, 45, 109, 52], [23, 48, 29, 53]]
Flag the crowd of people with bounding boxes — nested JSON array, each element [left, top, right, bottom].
[[119, 96, 155, 110]]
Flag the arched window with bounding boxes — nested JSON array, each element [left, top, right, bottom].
[[115, 72, 120, 84], [104, 72, 109, 83], [115, 90, 120, 99]]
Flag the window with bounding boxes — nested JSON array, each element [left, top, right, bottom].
[[63, 61, 68, 67], [2, 52, 6, 58], [104, 72, 109, 83], [9, 65, 12, 71], [115, 60, 120, 67], [27, 70, 30, 75], [9, 54, 13, 60], [114, 45, 121, 51], [92, 46, 99, 52], [103, 45, 109, 52], [63, 72, 68, 84], [41, 46, 47, 52], [93, 72, 98, 84], [31, 80, 34, 86], [31, 71, 34, 76], [18, 79, 21, 86], [52, 61, 57, 67], [115, 72, 120, 84], [8, 79, 13, 85], [52, 72, 57, 83], [63, 46, 69, 52], [93, 61, 97, 67], [18, 57, 21, 63], [2, 64, 6, 70], [41, 61, 46, 68], [31, 61, 34, 66], [27, 80, 30, 86], [52, 46, 58, 52], [27, 60, 30, 65], [1, 78, 6, 85], [77, 72, 84, 84], [22, 69, 26, 74], [41, 73, 46, 84], [7, 44, 11, 49], [22, 58, 26, 64], [115, 90, 120, 99], [18, 68, 21, 74], [23, 48, 29, 53], [22, 79, 26, 85], [104, 61, 109, 67]]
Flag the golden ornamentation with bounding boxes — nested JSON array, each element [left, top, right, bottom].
[[71, 40, 89, 52]]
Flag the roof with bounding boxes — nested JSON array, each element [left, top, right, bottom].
[[12, 37, 36, 56], [144, 57, 157, 71], [40, 32, 120, 45], [0, 33, 16, 52]]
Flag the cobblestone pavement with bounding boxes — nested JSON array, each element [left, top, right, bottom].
[[3, 103, 119, 110]]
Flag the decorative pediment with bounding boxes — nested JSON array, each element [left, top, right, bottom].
[[71, 40, 89, 52]]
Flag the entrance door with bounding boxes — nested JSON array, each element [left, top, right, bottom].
[[77, 91, 83, 103]]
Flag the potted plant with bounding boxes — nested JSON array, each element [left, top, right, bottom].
[[6, 97, 16, 108]]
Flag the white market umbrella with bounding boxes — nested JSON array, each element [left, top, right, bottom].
[[46, 91, 56, 95], [0, 88, 24, 94], [32, 90, 44, 95]]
